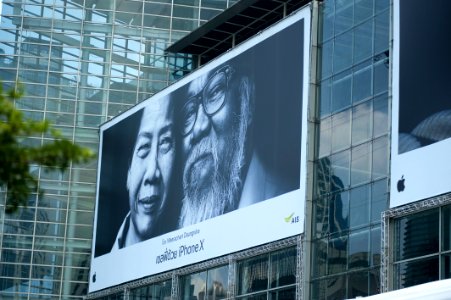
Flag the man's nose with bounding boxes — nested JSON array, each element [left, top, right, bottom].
[[191, 103, 211, 143]]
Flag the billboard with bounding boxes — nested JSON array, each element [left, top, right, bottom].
[[89, 6, 310, 293], [391, 0, 451, 207]]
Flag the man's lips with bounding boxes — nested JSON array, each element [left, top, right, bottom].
[[137, 195, 159, 214], [186, 153, 214, 186]]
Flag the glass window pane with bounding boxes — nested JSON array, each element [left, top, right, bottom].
[[373, 59, 388, 95], [370, 226, 381, 266], [181, 271, 207, 300], [374, 9, 389, 54], [395, 256, 439, 289], [353, 19, 373, 63], [333, 31, 353, 73], [269, 287, 295, 300], [319, 117, 332, 158], [354, 0, 373, 24], [237, 293, 267, 300], [443, 205, 451, 251], [348, 271, 368, 298], [316, 158, 332, 197], [326, 275, 346, 299], [312, 239, 327, 277], [130, 280, 171, 299], [320, 78, 332, 117], [321, 40, 333, 79], [330, 190, 350, 234], [348, 229, 369, 270], [373, 93, 388, 137], [321, 0, 334, 42], [328, 234, 348, 275], [311, 279, 327, 300], [371, 179, 387, 223], [442, 254, 451, 279], [331, 109, 351, 152], [349, 185, 370, 229], [332, 74, 352, 114], [352, 101, 372, 145], [314, 196, 329, 238], [351, 143, 371, 186], [372, 136, 388, 180], [270, 248, 296, 288], [206, 265, 228, 300], [394, 209, 439, 261], [330, 150, 350, 189], [352, 64, 372, 103], [334, 0, 353, 35], [369, 268, 381, 295], [238, 255, 268, 295]]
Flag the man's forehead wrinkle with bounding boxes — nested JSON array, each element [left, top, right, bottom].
[[188, 73, 209, 95]]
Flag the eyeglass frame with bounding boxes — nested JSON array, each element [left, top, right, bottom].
[[180, 65, 234, 136]]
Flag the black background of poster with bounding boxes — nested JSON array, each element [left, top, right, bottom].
[[94, 19, 304, 258], [399, 0, 451, 137]]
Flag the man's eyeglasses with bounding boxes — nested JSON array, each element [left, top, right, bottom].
[[181, 65, 233, 136]]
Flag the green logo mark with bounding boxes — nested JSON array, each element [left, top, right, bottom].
[[284, 212, 295, 223]]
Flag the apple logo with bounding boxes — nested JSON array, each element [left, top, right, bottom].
[[397, 175, 405, 192], [92, 272, 96, 283]]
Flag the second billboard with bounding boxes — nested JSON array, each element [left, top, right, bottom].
[[391, 0, 451, 207]]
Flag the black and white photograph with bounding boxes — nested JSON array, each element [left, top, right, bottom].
[[89, 7, 310, 292], [391, 0, 451, 207]]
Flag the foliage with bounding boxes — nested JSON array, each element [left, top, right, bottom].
[[0, 84, 93, 213]]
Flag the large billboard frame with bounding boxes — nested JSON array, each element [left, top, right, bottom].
[[89, 6, 311, 293], [391, 0, 451, 208]]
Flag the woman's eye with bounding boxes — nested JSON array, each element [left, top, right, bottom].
[[159, 136, 173, 154], [136, 143, 150, 158]]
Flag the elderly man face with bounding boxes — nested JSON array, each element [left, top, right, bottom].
[[179, 65, 253, 226], [127, 96, 175, 244]]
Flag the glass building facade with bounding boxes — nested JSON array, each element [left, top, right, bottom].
[[0, 0, 237, 299], [310, 0, 390, 298], [1, 0, 448, 299]]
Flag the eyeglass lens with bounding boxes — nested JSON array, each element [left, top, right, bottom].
[[182, 70, 227, 135]]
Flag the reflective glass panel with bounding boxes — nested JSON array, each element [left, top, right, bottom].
[[270, 248, 296, 288], [348, 229, 369, 269], [348, 271, 368, 298], [349, 185, 370, 228], [395, 256, 439, 289], [443, 205, 451, 251], [181, 271, 207, 300], [206, 265, 228, 300], [351, 143, 371, 186], [331, 109, 351, 152], [328, 234, 348, 275], [332, 72, 352, 113], [238, 255, 268, 295], [394, 209, 439, 261], [352, 100, 372, 145]]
